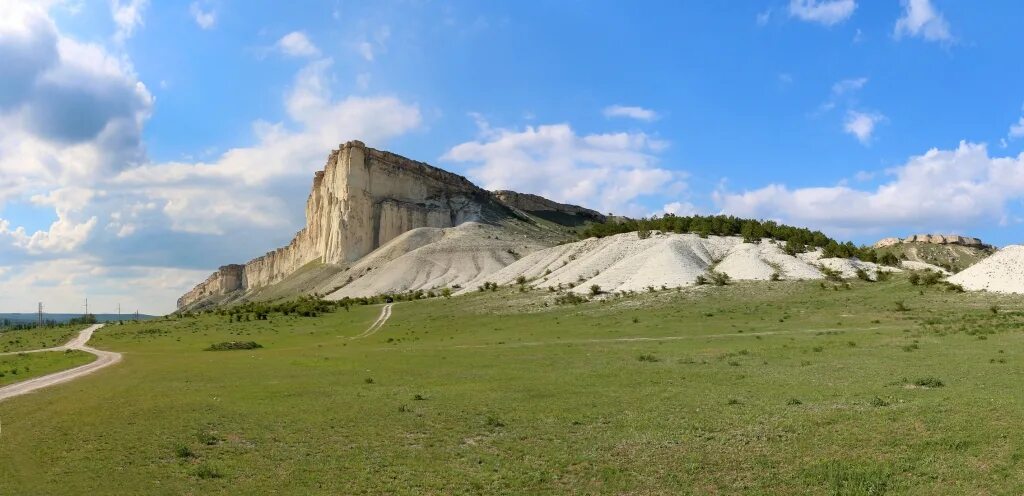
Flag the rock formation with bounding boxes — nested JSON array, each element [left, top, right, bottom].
[[873, 234, 987, 249], [178, 141, 601, 310], [492, 190, 607, 225]]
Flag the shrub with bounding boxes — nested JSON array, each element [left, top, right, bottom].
[[174, 444, 195, 459], [485, 415, 505, 428], [441, 288, 452, 298], [786, 398, 802, 406], [589, 284, 602, 296], [637, 353, 660, 362], [204, 341, 262, 351], [908, 272, 921, 285], [770, 272, 782, 282], [555, 293, 587, 305], [875, 270, 892, 282], [869, 396, 889, 407], [894, 300, 909, 312], [855, 268, 872, 282], [695, 275, 708, 286], [478, 282, 499, 292], [708, 271, 730, 286], [990, 305, 1000, 315], [913, 377, 944, 388], [191, 464, 223, 479], [921, 271, 942, 286], [637, 228, 652, 239], [820, 267, 843, 282], [515, 275, 527, 285]]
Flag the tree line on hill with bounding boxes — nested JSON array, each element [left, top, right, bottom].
[[579, 214, 901, 265]]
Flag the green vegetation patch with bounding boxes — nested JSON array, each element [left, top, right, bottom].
[[204, 341, 263, 351], [0, 350, 95, 387]]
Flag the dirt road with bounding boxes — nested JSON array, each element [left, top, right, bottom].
[[350, 303, 393, 340], [0, 324, 122, 403]]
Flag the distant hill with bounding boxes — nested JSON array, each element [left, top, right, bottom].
[[871, 235, 994, 273], [0, 313, 157, 325]]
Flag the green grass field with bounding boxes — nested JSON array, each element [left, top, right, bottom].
[[0, 350, 96, 387], [0, 325, 81, 353], [2, 276, 1024, 494]]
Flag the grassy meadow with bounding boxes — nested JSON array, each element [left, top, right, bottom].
[[0, 325, 81, 353], [0, 350, 95, 387], [2, 276, 1024, 494]]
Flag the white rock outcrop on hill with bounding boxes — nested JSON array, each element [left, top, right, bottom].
[[873, 234, 986, 248], [948, 245, 1024, 293], [179, 141, 495, 308]]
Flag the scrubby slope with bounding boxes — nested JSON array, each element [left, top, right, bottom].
[[459, 231, 914, 295], [875, 242, 993, 273]]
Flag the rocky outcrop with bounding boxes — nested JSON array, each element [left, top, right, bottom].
[[492, 190, 606, 224], [178, 141, 497, 309], [176, 265, 244, 309], [873, 234, 987, 249]]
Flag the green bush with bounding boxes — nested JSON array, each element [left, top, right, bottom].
[[204, 341, 263, 351], [708, 271, 731, 286]]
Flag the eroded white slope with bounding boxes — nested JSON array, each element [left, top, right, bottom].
[[949, 245, 1024, 293]]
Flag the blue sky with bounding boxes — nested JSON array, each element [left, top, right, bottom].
[[2, 0, 1024, 313]]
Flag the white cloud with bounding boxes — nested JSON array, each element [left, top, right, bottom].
[[603, 105, 659, 122], [662, 201, 699, 216], [276, 31, 319, 58], [0, 4, 423, 313], [716, 142, 1024, 234], [110, 0, 148, 42], [894, 0, 952, 42], [756, 9, 772, 26], [189, 2, 216, 30], [443, 119, 680, 216], [843, 110, 884, 144], [114, 58, 422, 234], [832, 77, 867, 96], [354, 25, 390, 62], [788, 0, 856, 26], [1009, 116, 1024, 139], [357, 41, 374, 61]]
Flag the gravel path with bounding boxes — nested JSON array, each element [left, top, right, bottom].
[[0, 324, 121, 403]]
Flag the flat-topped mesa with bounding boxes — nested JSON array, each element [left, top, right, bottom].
[[873, 234, 988, 249], [178, 141, 495, 309], [492, 190, 607, 224]]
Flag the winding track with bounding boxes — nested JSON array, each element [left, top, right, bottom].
[[0, 324, 121, 403], [350, 303, 393, 340]]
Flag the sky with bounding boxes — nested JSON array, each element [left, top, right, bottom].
[[2, 0, 1024, 314]]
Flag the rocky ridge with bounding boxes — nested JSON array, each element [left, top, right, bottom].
[[874, 234, 987, 248]]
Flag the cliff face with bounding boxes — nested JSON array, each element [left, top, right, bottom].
[[178, 141, 493, 309]]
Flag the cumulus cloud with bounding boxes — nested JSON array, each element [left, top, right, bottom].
[[0, 5, 423, 313], [354, 25, 390, 62], [276, 31, 319, 58], [788, 0, 856, 26], [603, 105, 659, 122], [716, 142, 1024, 234], [443, 118, 681, 216], [843, 110, 885, 144], [110, 0, 148, 42], [189, 1, 216, 30], [894, 0, 952, 42], [0, 2, 151, 205]]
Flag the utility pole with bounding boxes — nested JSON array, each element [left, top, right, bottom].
[[37, 302, 43, 327], [118, 303, 121, 322], [84, 298, 89, 316]]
